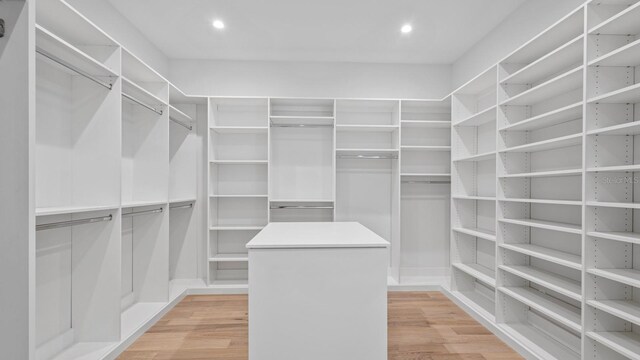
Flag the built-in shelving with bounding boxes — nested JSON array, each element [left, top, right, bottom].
[[499, 265, 582, 301]]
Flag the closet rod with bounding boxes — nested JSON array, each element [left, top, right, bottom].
[[402, 180, 451, 184], [36, 48, 113, 90], [170, 203, 193, 210], [122, 207, 163, 218], [122, 93, 164, 116], [337, 155, 398, 160], [270, 205, 334, 210], [36, 214, 113, 231], [170, 116, 193, 131], [270, 123, 333, 128]]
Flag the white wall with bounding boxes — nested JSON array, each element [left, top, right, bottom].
[[170, 59, 451, 99], [65, 0, 170, 77], [452, 0, 585, 89]]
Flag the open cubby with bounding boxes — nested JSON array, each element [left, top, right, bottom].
[[35, 209, 121, 360], [271, 98, 334, 118], [451, 267, 496, 320], [35, 50, 121, 214], [336, 128, 399, 150], [209, 197, 268, 228], [210, 97, 268, 128], [210, 163, 268, 196], [270, 201, 334, 222], [122, 50, 167, 104], [336, 99, 398, 125], [401, 150, 450, 176], [401, 100, 451, 123], [210, 130, 268, 162]]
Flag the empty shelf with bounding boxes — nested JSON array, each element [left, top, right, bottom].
[[210, 160, 268, 165], [590, 37, 640, 67], [122, 76, 167, 108], [499, 133, 582, 153], [588, 268, 640, 288], [401, 145, 451, 151], [452, 290, 496, 322], [501, 35, 583, 86], [209, 279, 249, 289], [501, 66, 583, 106], [499, 102, 582, 132], [500, 243, 582, 270], [588, 299, 640, 325], [454, 105, 497, 127], [587, 201, 640, 209], [36, 204, 119, 217], [587, 332, 640, 360], [588, 83, 640, 104], [401, 173, 451, 177], [209, 194, 268, 198], [210, 225, 266, 231], [589, 1, 640, 35], [502, 323, 580, 360], [500, 286, 582, 332], [588, 231, 640, 244], [452, 263, 496, 287], [336, 124, 398, 132], [452, 195, 496, 201], [122, 200, 167, 208], [500, 218, 582, 235], [208, 254, 249, 262], [210, 126, 268, 134], [500, 168, 582, 178], [500, 198, 582, 206], [588, 121, 640, 136], [401, 120, 451, 128], [588, 164, 640, 173], [499, 265, 582, 301], [453, 151, 496, 162], [452, 227, 496, 241]]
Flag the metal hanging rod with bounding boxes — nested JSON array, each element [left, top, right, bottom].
[[270, 123, 333, 128], [122, 207, 164, 218], [170, 203, 193, 210], [270, 205, 334, 210], [36, 48, 113, 90], [170, 116, 193, 131], [402, 180, 451, 184], [337, 155, 398, 160], [122, 93, 163, 116], [36, 214, 113, 232]]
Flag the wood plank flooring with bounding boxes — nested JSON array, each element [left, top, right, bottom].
[[118, 292, 522, 360]]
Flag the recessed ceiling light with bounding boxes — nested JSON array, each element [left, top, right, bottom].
[[401, 24, 412, 34], [213, 20, 225, 29]]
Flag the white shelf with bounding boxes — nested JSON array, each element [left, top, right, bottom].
[[588, 164, 640, 173], [587, 121, 640, 136], [501, 35, 583, 86], [499, 265, 582, 301], [336, 124, 398, 132], [587, 201, 640, 209], [501, 66, 583, 106], [336, 148, 398, 157], [47, 341, 116, 360], [209, 194, 268, 198], [500, 218, 582, 235], [500, 243, 582, 270], [453, 151, 495, 162], [589, 1, 640, 35], [122, 76, 167, 109], [168, 105, 192, 123], [169, 197, 197, 204], [499, 133, 582, 153], [210, 126, 268, 134], [36, 25, 118, 79], [500, 198, 582, 206], [588, 231, 640, 245], [500, 168, 582, 178], [36, 204, 119, 217], [499, 286, 582, 332], [453, 105, 496, 127], [122, 200, 167, 209], [210, 225, 266, 231], [270, 115, 334, 127], [208, 279, 249, 289], [588, 299, 640, 326], [452, 263, 496, 287], [452, 195, 496, 201], [588, 82, 640, 104], [401, 173, 451, 177], [401, 120, 451, 128], [401, 145, 451, 152], [587, 332, 640, 360], [210, 160, 268, 165], [499, 102, 582, 132], [208, 254, 249, 262], [452, 290, 496, 322], [452, 227, 496, 242], [501, 323, 580, 360], [589, 37, 640, 67], [588, 268, 640, 288]]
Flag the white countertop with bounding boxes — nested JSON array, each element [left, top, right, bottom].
[[246, 222, 390, 249]]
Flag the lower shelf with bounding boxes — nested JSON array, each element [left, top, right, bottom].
[[451, 289, 495, 322], [452, 263, 496, 287], [587, 331, 640, 360], [501, 323, 580, 360], [499, 286, 581, 332], [49, 341, 115, 360]]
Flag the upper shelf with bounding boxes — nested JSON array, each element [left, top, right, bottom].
[[454, 66, 497, 96], [499, 102, 582, 132], [589, 37, 640, 67], [500, 66, 583, 106], [454, 105, 496, 127], [122, 77, 167, 112], [589, 1, 640, 35], [588, 82, 640, 104]]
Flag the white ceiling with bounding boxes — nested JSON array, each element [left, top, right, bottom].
[[108, 0, 525, 64]]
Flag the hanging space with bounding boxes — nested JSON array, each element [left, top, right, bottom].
[[269, 98, 336, 222], [495, 8, 584, 360], [584, 0, 640, 357], [450, 66, 498, 321], [208, 98, 269, 288], [34, 0, 122, 357], [399, 100, 452, 285]]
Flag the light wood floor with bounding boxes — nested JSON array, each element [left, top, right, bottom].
[[118, 292, 522, 360]]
